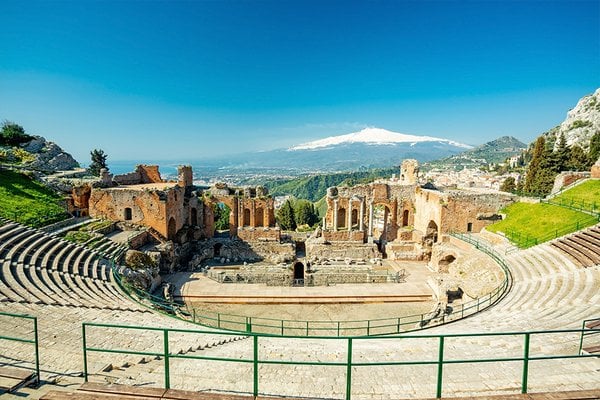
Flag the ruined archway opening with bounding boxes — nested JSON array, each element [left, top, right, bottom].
[[351, 209, 358, 228], [243, 208, 251, 227], [213, 243, 223, 257], [293, 262, 304, 286], [337, 207, 346, 229], [426, 220, 439, 243], [439, 254, 456, 266], [402, 209, 409, 227], [213, 202, 231, 237], [256, 207, 264, 227], [167, 217, 177, 240], [190, 207, 198, 226], [124, 207, 132, 221], [373, 204, 394, 252], [467, 222, 473, 232]]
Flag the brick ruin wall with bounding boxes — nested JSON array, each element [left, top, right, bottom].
[[113, 165, 163, 185], [237, 227, 281, 242], [414, 188, 515, 236]]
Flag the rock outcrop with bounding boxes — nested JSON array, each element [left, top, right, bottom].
[[550, 88, 600, 150], [21, 135, 79, 172]]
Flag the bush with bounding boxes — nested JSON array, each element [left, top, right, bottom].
[[0, 121, 31, 145]]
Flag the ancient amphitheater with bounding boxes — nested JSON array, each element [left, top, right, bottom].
[[0, 215, 599, 400]]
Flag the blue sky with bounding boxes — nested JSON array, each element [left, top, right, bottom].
[[1, 0, 599, 163]]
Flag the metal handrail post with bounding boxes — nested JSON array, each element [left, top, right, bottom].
[[253, 335, 259, 397], [33, 316, 40, 386], [164, 329, 170, 389], [522, 333, 530, 393], [578, 320, 586, 354], [82, 323, 88, 382], [436, 336, 445, 398], [346, 338, 353, 400]]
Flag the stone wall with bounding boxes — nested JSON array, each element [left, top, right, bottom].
[[306, 241, 380, 263], [89, 185, 181, 239], [113, 165, 163, 185], [413, 187, 514, 238], [237, 227, 281, 242], [322, 230, 365, 242], [551, 171, 591, 194], [592, 160, 600, 179]]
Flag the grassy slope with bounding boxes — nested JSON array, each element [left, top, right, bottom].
[[488, 202, 597, 248], [0, 169, 68, 226], [551, 179, 600, 210]]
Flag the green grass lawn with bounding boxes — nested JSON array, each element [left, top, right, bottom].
[[487, 202, 598, 248], [0, 169, 69, 227], [550, 179, 600, 212]]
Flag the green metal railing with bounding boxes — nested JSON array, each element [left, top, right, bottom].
[[543, 197, 600, 217], [82, 321, 600, 400], [0, 311, 40, 385], [504, 215, 599, 249], [579, 316, 600, 354], [109, 233, 511, 337]]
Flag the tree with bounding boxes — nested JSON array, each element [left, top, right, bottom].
[[568, 145, 589, 171], [552, 133, 570, 173], [587, 131, 600, 167], [0, 121, 30, 145], [88, 149, 108, 176], [500, 177, 516, 193], [293, 199, 319, 227], [523, 136, 555, 196], [213, 203, 230, 231], [276, 200, 296, 231]]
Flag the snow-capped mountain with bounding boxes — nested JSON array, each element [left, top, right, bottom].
[[289, 127, 472, 151], [205, 127, 473, 175]]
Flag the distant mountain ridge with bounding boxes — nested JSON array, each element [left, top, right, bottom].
[[426, 136, 527, 170]]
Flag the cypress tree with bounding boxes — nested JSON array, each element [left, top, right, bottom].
[[587, 131, 600, 167], [276, 200, 296, 231], [523, 136, 546, 194], [552, 133, 570, 173], [568, 145, 589, 171]]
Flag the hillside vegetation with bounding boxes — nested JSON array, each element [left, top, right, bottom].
[[488, 179, 600, 248], [0, 169, 69, 227], [550, 179, 600, 212], [266, 167, 397, 202]]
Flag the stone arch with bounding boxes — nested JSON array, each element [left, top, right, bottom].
[[402, 209, 409, 227], [243, 208, 251, 227], [124, 207, 132, 221], [167, 217, 177, 240], [351, 209, 358, 226], [426, 220, 439, 243], [337, 207, 346, 229], [373, 203, 396, 243], [255, 207, 264, 227], [213, 243, 223, 257], [190, 207, 198, 226], [293, 261, 304, 285]]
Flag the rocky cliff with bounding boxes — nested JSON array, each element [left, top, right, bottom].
[[20, 135, 79, 172], [548, 88, 600, 150]]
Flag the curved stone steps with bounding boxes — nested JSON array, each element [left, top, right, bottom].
[[0, 228, 34, 259], [0, 221, 19, 235], [14, 235, 72, 306], [1, 260, 44, 304]]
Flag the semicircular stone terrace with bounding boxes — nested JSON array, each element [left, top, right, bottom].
[[0, 219, 598, 399]]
